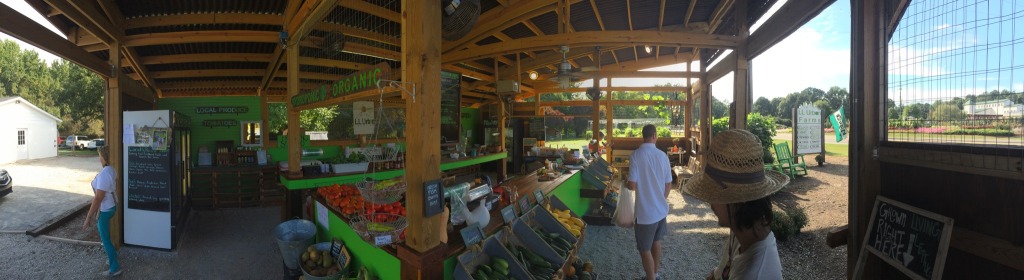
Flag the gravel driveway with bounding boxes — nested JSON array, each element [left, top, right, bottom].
[[0, 155, 102, 232]]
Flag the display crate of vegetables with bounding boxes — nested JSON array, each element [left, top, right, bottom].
[[455, 235, 532, 280], [499, 228, 561, 280], [330, 151, 369, 174]]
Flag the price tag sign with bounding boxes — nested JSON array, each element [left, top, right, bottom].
[[534, 190, 545, 204], [501, 205, 516, 224], [316, 201, 329, 230], [330, 239, 343, 258], [518, 197, 532, 215], [374, 235, 392, 246], [460, 223, 485, 248], [423, 179, 443, 217]]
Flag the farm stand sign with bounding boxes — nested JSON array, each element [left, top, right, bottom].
[[195, 106, 248, 114], [290, 62, 392, 108]]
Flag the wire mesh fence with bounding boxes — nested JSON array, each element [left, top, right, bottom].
[[886, 0, 1024, 148]]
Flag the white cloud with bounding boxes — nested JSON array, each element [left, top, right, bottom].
[[934, 24, 951, 30], [748, 27, 850, 99]]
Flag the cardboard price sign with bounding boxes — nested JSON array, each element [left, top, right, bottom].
[[855, 196, 954, 280], [460, 223, 485, 248], [500, 205, 516, 225]]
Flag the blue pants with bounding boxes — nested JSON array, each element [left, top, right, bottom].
[[98, 208, 121, 273]]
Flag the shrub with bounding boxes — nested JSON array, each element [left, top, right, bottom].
[[711, 114, 777, 163], [942, 128, 1014, 137], [771, 206, 809, 241], [771, 210, 796, 241], [657, 126, 672, 138]]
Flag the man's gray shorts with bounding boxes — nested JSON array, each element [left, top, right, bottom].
[[634, 217, 667, 252]]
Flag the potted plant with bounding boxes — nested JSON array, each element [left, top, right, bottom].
[[814, 154, 825, 166]]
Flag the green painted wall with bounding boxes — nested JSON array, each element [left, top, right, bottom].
[[315, 206, 400, 280], [550, 172, 589, 216], [461, 108, 479, 146], [157, 97, 262, 162]]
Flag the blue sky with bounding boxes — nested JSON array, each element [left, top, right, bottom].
[[1, 0, 856, 102]]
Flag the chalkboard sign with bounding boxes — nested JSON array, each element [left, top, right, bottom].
[[533, 190, 545, 204], [501, 205, 516, 224], [460, 223, 485, 248], [440, 70, 461, 145], [126, 146, 171, 212], [423, 179, 443, 217], [518, 197, 532, 215], [855, 196, 954, 280]]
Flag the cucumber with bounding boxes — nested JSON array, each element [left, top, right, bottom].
[[492, 258, 509, 271], [473, 270, 490, 280], [478, 264, 493, 275]]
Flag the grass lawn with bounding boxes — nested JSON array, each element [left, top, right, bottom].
[[544, 139, 591, 150], [772, 139, 849, 157], [59, 149, 98, 157]]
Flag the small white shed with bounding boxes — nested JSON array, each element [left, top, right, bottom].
[[0, 97, 62, 164]]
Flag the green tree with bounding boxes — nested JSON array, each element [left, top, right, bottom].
[[711, 113, 777, 163], [928, 103, 965, 121], [753, 96, 774, 117], [711, 96, 728, 118]]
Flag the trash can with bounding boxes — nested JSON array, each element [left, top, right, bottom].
[[275, 219, 316, 271]]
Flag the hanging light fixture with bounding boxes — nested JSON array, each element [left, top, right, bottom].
[[644, 45, 653, 54], [528, 71, 539, 80]]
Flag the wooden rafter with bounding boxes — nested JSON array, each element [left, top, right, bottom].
[[125, 13, 282, 28], [627, 0, 639, 63], [259, 0, 339, 94], [492, 32, 536, 59], [589, 0, 606, 30], [94, 0, 160, 96], [0, 3, 109, 77], [443, 30, 740, 64], [707, 0, 735, 34], [659, 0, 666, 31], [443, 0, 582, 53], [46, 0, 113, 43], [685, 0, 698, 28]]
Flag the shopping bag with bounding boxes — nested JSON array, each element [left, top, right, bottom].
[[613, 187, 635, 228]]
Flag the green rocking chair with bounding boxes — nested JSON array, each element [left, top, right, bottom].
[[773, 143, 808, 179]]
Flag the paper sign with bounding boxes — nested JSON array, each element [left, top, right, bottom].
[[795, 103, 823, 155], [123, 124, 135, 144], [534, 190, 545, 204], [374, 235, 392, 246], [353, 101, 375, 135], [316, 201, 329, 230], [501, 205, 516, 224]]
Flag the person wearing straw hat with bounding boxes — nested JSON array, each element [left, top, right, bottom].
[[683, 129, 790, 280], [626, 125, 673, 280]]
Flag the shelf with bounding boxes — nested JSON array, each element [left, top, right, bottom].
[[281, 152, 507, 190]]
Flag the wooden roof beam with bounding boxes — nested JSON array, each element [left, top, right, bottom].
[[125, 13, 283, 29], [492, 32, 536, 59], [534, 86, 690, 93], [442, 0, 582, 53], [95, 0, 160, 96], [589, 0, 606, 30], [685, 0, 697, 27], [708, 0, 735, 34], [0, 3, 109, 77], [443, 31, 740, 64], [44, 0, 113, 43], [627, 0, 639, 63], [260, 0, 338, 94], [536, 99, 688, 107], [746, 0, 835, 58]]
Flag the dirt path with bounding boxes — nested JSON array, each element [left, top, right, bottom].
[[578, 157, 850, 279]]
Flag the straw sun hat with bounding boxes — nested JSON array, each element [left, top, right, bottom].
[[683, 129, 790, 204]]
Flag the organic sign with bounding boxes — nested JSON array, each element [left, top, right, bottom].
[[202, 119, 238, 128], [423, 179, 443, 217], [857, 196, 953, 280], [794, 103, 823, 155], [353, 101, 375, 135], [291, 62, 391, 107], [126, 146, 171, 212], [195, 106, 248, 114]]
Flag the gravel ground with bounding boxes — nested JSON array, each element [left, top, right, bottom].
[[0, 154, 103, 197], [578, 157, 849, 280], [1, 207, 283, 279]]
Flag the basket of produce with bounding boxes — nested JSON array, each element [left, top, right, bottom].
[[354, 177, 406, 204], [300, 242, 350, 280], [349, 213, 407, 246], [456, 235, 533, 280], [316, 183, 365, 220], [500, 228, 561, 280]]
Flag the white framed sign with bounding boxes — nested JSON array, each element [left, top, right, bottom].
[[353, 101, 375, 135], [794, 103, 823, 155]]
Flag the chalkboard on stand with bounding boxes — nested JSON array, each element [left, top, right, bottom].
[[440, 70, 461, 145], [854, 196, 954, 280], [126, 146, 171, 212]]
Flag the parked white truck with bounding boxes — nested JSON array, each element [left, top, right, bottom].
[[65, 135, 104, 150]]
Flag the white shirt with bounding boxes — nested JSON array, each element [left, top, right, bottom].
[[713, 232, 783, 280], [627, 143, 672, 225], [92, 166, 117, 211]]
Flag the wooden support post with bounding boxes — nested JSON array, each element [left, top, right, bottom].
[[684, 61, 693, 139], [397, 0, 444, 279], [261, 95, 270, 145], [106, 42, 124, 248], [700, 62, 712, 159], [732, 0, 750, 129], [591, 47, 601, 142], [849, 0, 884, 278], [286, 45, 301, 178]]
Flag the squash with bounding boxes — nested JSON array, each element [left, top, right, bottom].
[[566, 266, 576, 277]]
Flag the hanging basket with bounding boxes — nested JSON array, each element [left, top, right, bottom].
[[354, 177, 406, 204], [363, 146, 398, 163], [349, 214, 407, 247]]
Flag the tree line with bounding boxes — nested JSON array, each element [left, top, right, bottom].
[[0, 39, 106, 137]]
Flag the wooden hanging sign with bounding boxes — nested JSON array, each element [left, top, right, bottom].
[[290, 62, 392, 108]]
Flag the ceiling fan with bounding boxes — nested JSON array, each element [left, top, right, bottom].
[[550, 46, 597, 89], [318, 31, 346, 57]]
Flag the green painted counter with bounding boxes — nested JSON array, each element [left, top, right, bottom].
[[314, 202, 400, 280], [281, 152, 506, 190]]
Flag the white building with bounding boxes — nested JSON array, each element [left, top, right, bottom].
[[0, 97, 62, 164], [963, 99, 1024, 117]]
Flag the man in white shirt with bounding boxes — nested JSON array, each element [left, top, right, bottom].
[[626, 124, 673, 280]]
